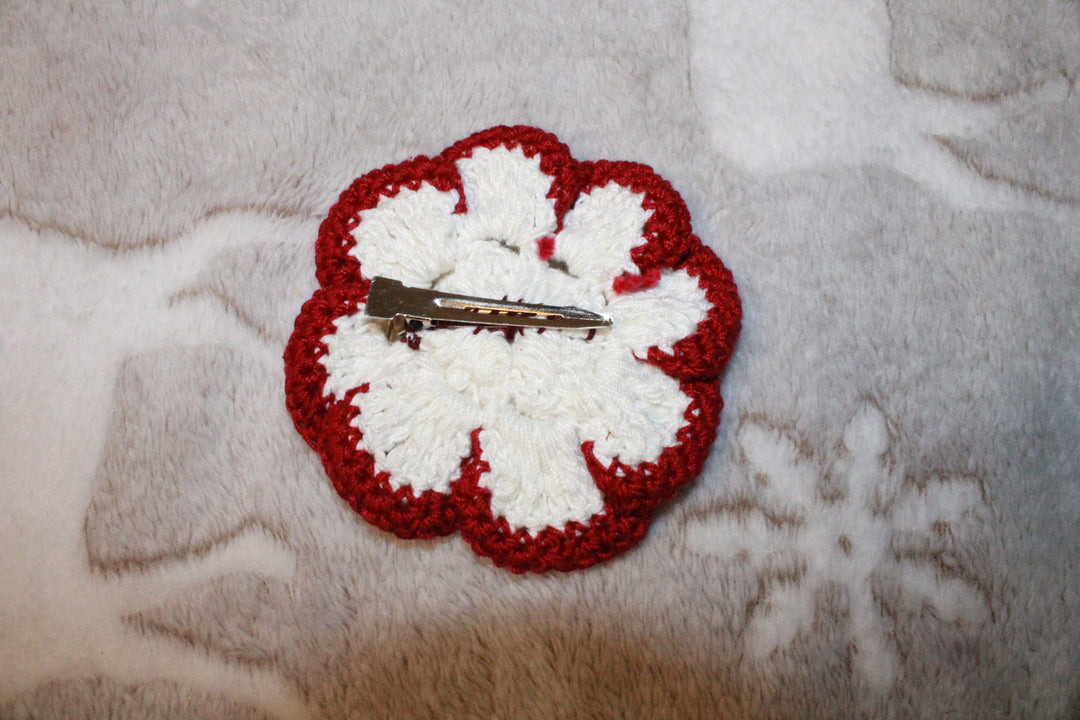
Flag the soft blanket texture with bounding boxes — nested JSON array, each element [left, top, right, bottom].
[[2, 2, 1078, 718]]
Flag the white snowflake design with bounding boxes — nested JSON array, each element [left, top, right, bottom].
[[683, 403, 991, 692]]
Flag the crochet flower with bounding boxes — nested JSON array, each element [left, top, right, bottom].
[[285, 126, 740, 572]]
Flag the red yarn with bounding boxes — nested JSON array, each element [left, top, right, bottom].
[[612, 267, 661, 294], [283, 125, 742, 573], [536, 235, 556, 261], [441, 126, 580, 233], [284, 288, 458, 538], [315, 156, 465, 289]]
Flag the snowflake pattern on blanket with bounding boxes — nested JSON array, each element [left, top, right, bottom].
[[684, 403, 992, 692]]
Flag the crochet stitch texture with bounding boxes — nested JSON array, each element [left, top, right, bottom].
[[284, 126, 741, 572]]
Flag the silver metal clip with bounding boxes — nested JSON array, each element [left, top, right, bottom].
[[364, 276, 613, 341]]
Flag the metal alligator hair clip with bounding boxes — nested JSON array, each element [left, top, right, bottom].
[[364, 276, 613, 341]]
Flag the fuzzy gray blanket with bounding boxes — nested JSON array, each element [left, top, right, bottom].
[[2, 2, 1079, 718]]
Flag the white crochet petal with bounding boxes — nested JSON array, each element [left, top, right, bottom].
[[576, 347, 690, 466], [605, 268, 710, 354], [552, 182, 651, 291], [453, 146, 558, 254], [348, 182, 461, 287], [357, 364, 482, 494], [320, 311, 404, 398], [321, 311, 482, 494], [503, 331, 689, 466], [478, 414, 605, 534]]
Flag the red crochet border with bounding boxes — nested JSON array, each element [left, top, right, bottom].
[[453, 425, 656, 574], [284, 125, 741, 572], [284, 287, 460, 539]]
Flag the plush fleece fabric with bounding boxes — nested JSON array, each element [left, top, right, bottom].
[[1, 2, 1078, 718]]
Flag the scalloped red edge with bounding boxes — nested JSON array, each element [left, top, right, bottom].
[[284, 125, 741, 572]]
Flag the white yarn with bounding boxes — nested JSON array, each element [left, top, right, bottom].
[[343, 182, 461, 287], [453, 146, 558, 253], [553, 181, 651, 287], [322, 146, 711, 533]]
